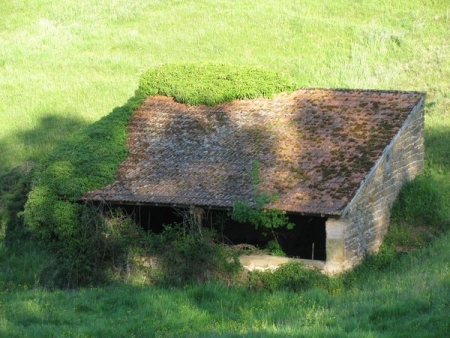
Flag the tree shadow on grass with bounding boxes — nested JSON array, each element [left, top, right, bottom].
[[0, 114, 90, 175], [0, 114, 89, 286]]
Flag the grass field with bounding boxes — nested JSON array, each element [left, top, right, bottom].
[[1, 233, 449, 336], [1, 0, 450, 336]]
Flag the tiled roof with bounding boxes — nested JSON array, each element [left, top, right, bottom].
[[82, 89, 425, 215]]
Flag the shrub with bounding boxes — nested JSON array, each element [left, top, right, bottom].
[[248, 262, 334, 292], [146, 224, 241, 287], [139, 63, 295, 105]]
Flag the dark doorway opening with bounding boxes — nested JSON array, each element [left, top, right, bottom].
[[119, 205, 327, 261], [278, 214, 326, 260], [119, 204, 184, 233], [220, 213, 326, 260]]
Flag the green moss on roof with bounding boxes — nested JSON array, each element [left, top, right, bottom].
[[139, 63, 295, 105], [82, 89, 424, 214]]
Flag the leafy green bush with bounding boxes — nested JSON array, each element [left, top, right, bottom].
[[23, 64, 294, 287], [38, 207, 150, 288], [146, 224, 241, 287], [231, 161, 294, 253]]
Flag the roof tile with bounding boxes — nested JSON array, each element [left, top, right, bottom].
[[82, 89, 424, 215]]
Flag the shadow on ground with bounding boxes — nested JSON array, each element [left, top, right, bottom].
[[0, 114, 89, 175], [0, 114, 88, 244]]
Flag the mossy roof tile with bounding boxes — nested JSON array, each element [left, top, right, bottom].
[[83, 89, 425, 215]]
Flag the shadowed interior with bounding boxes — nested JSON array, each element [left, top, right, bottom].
[[117, 204, 326, 260]]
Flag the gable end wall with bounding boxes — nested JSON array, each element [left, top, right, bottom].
[[324, 97, 425, 273]]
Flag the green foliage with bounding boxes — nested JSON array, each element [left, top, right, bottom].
[[139, 64, 295, 106], [266, 240, 286, 257], [0, 3, 448, 338], [1, 0, 450, 335], [39, 208, 147, 289], [0, 161, 34, 244], [231, 162, 294, 252], [232, 201, 294, 232], [146, 224, 241, 287], [248, 262, 339, 293], [231, 162, 294, 231], [23, 93, 140, 245]]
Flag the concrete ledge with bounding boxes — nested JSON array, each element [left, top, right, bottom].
[[239, 254, 325, 272]]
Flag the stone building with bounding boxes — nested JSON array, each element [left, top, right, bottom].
[[82, 88, 425, 273]]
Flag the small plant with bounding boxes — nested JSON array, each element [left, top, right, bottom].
[[266, 240, 286, 257], [144, 221, 241, 287], [248, 261, 332, 292], [231, 161, 294, 252]]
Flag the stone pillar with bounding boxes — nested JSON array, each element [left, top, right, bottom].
[[324, 218, 349, 274]]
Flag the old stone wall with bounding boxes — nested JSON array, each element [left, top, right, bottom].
[[324, 97, 425, 273]]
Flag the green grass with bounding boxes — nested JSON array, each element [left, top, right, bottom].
[[1, 0, 449, 174], [1, 0, 450, 336], [1, 232, 449, 337]]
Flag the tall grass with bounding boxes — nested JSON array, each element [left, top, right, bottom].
[[1, 0, 450, 336]]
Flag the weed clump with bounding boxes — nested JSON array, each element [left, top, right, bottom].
[[144, 224, 241, 287], [247, 262, 342, 293]]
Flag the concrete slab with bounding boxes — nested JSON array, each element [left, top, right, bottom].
[[239, 254, 325, 272]]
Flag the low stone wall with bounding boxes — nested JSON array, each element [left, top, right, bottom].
[[324, 96, 425, 273]]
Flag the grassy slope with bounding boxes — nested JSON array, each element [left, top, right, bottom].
[[1, 232, 449, 337], [1, 0, 448, 174], [1, 0, 449, 336]]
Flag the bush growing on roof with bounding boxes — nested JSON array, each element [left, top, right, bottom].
[[139, 63, 295, 105], [22, 63, 295, 287]]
